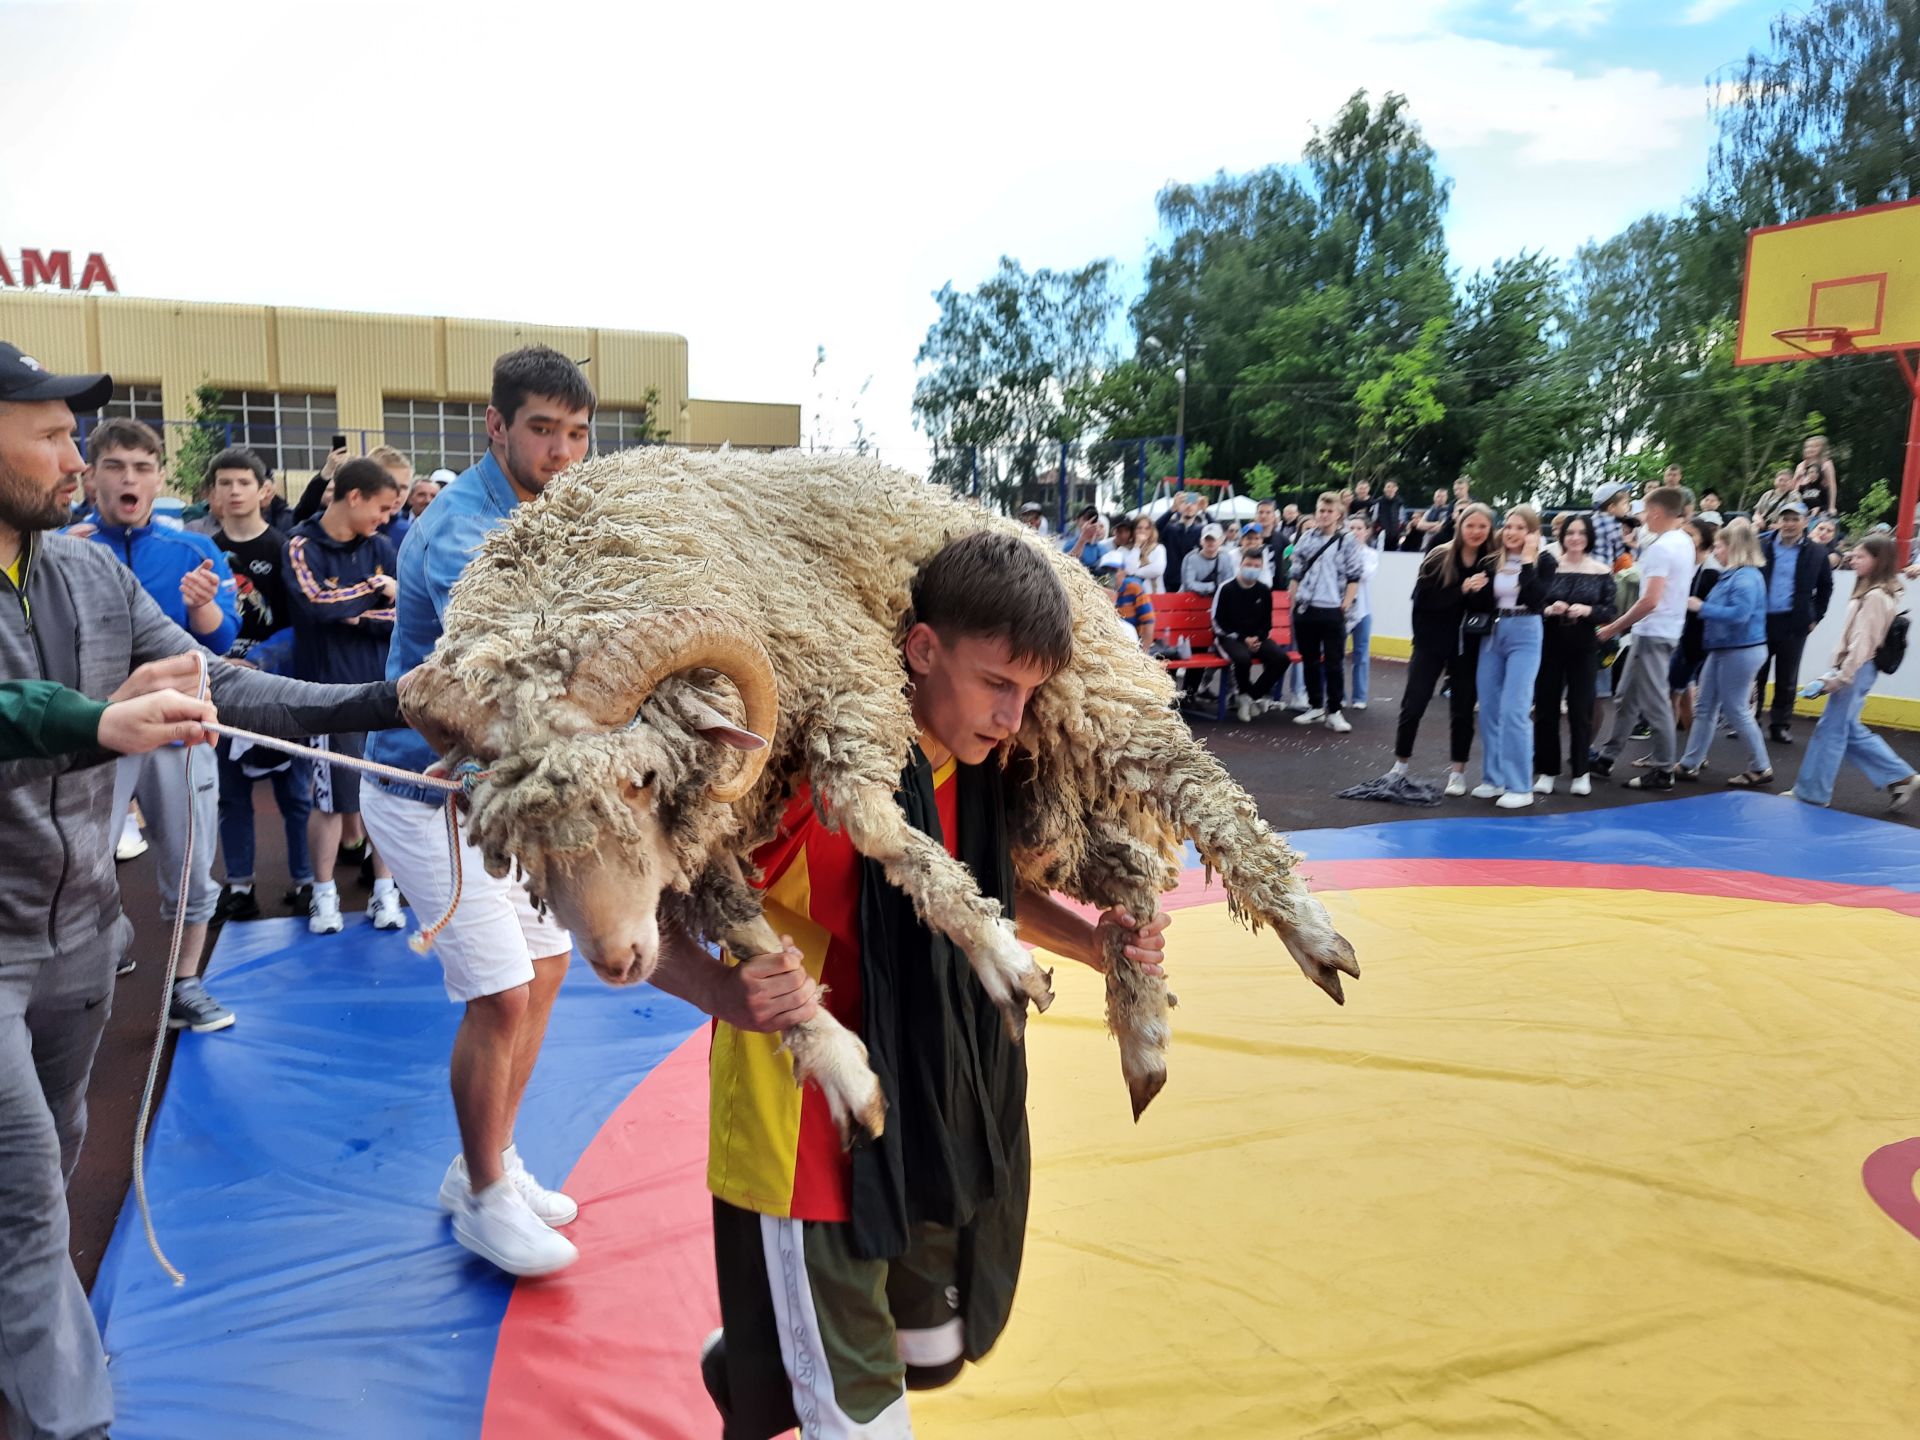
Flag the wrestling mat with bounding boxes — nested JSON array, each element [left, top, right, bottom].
[[91, 794, 1920, 1437]]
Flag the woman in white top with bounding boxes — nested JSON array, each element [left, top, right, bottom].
[[1127, 517, 1169, 594], [1344, 513, 1380, 709]]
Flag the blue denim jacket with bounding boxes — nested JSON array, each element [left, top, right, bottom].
[[1697, 565, 1766, 651], [364, 450, 524, 793]]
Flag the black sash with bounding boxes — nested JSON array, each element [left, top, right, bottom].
[[848, 747, 1029, 1360]]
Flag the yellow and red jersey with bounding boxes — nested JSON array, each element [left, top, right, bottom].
[[708, 757, 959, 1221]]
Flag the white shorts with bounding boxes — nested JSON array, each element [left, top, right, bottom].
[[361, 780, 573, 1003]]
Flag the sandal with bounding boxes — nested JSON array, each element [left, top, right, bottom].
[[1726, 769, 1774, 787]]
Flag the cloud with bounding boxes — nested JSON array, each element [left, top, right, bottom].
[[0, 0, 1716, 475], [1683, 0, 1743, 22], [1512, 0, 1613, 33]]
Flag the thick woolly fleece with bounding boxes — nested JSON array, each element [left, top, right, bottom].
[[420, 449, 1356, 1116]]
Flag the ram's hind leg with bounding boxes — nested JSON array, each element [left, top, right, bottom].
[[697, 857, 887, 1145], [1076, 827, 1179, 1120]]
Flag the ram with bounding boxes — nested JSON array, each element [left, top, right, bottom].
[[400, 450, 1357, 1136]]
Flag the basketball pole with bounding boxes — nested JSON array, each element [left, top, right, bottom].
[[1897, 351, 1920, 558]]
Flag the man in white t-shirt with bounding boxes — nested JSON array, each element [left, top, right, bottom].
[[1591, 485, 1695, 789]]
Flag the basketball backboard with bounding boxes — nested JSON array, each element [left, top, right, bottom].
[[1735, 197, 1920, 365]]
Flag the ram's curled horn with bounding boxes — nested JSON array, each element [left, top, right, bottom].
[[567, 606, 780, 803], [397, 658, 482, 760]]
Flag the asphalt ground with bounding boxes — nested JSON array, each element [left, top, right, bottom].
[[71, 656, 1920, 1288]]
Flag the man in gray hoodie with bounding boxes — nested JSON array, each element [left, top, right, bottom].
[[0, 342, 402, 1440]]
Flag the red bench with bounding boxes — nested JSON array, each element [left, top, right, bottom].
[[1156, 589, 1297, 720]]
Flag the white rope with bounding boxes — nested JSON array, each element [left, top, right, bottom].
[[132, 656, 473, 1283]]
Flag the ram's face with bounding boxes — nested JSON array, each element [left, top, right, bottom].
[[397, 607, 779, 987]]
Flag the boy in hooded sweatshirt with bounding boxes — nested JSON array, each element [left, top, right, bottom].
[[283, 458, 404, 934]]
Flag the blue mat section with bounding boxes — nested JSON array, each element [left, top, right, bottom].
[[1283, 793, 1920, 893], [89, 915, 704, 1440]]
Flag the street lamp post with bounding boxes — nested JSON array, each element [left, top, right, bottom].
[[1175, 365, 1188, 484]]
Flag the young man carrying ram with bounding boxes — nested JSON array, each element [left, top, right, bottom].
[[685, 530, 1173, 1439]]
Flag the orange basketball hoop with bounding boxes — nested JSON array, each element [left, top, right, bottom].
[[1768, 325, 1860, 359]]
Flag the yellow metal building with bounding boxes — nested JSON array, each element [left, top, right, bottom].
[[0, 290, 800, 478]]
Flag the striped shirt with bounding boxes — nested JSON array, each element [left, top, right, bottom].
[[1114, 576, 1154, 631], [708, 759, 960, 1220]]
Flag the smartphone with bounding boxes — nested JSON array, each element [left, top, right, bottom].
[[331, 433, 347, 453], [1801, 680, 1826, 699]]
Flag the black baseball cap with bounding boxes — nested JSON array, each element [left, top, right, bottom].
[[0, 342, 112, 411]]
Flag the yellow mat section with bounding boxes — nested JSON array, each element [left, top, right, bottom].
[[916, 886, 1920, 1438]]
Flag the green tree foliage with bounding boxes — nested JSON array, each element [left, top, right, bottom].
[[171, 382, 231, 500], [913, 257, 1120, 507]]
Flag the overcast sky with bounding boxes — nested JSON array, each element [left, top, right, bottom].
[[3, 0, 1767, 471]]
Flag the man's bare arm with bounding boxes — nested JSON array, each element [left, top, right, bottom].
[[1013, 887, 1168, 976], [647, 922, 819, 1031]]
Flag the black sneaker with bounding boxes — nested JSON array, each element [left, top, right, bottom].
[[1625, 769, 1674, 791], [1630, 723, 1652, 740], [168, 978, 236, 1033], [1769, 725, 1793, 745], [215, 886, 262, 923], [1589, 756, 1615, 779], [116, 954, 137, 977], [284, 883, 313, 917]]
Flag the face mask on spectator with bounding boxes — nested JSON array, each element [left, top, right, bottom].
[[1238, 564, 1262, 586]]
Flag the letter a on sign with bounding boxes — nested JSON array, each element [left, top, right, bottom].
[[0, 254, 13, 288], [78, 254, 117, 293]]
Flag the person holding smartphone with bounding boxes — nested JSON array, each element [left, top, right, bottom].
[[1466, 506, 1556, 808]]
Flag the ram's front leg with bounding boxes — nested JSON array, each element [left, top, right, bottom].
[[1073, 832, 1179, 1121], [710, 870, 886, 1146]]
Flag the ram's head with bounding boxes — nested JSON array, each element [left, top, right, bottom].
[[398, 608, 778, 986]]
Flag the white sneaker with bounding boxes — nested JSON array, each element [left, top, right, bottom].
[[1325, 711, 1353, 734], [1350, 701, 1368, 711], [1533, 774, 1555, 795], [307, 886, 344, 935], [1443, 772, 1467, 798], [440, 1150, 579, 1227], [1469, 783, 1505, 800], [368, 889, 405, 930], [1292, 708, 1326, 726], [1496, 792, 1535, 810], [116, 813, 148, 862], [1235, 693, 1254, 723], [452, 1178, 578, 1277], [1570, 774, 1592, 797]]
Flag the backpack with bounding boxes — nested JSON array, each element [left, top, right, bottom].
[[1874, 611, 1908, 675]]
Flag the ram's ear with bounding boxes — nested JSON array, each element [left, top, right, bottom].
[[683, 694, 768, 752]]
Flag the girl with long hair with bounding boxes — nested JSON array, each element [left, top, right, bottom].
[[1466, 505, 1556, 808], [1787, 535, 1919, 809], [1127, 516, 1168, 594], [1388, 503, 1494, 796], [1676, 519, 1772, 785], [1532, 513, 1614, 796]]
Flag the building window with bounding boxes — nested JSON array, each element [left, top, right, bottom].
[[383, 399, 488, 474], [102, 384, 164, 426], [225, 391, 339, 474], [592, 407, 661, 454]]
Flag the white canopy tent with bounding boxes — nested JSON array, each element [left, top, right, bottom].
[[1206, 495, 1259, 522]]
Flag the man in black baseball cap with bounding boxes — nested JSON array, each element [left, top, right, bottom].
[[0, 341, 111, 411], [0, 347, 402, 1440]]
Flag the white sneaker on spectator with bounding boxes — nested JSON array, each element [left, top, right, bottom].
[[1533, 774, 1555, 795], [116, 812, 147, 862], [1235, 694, 1254, 723], [308, 885, 343, 935], [1443, 772, 1467, 798], [1495, 792, 1535, 810], [505, 1144, 579, 1227], [368, 889, 405, 930], [1350, 701, 1368, 711], [1292, 708, 1326, 726], [1325, 711, 1352, 733], [1889, 775, 1920, 812], [1570, 774, 1593, 797], [452, 1178, 577, 1277], [1470, 783, 1505, 800]]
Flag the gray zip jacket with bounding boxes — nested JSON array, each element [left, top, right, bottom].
[[0, 531, 402, 960]]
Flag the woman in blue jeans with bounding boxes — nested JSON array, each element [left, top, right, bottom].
[[1677, 518, 1772, 786], [1466, 505, 1555, 809], [1788, 536, 1920, 810]]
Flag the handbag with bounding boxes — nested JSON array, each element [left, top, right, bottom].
[[1460, 610, 1493, 640]]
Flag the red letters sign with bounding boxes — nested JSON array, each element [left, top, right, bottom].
[[0, 249, 118, 294]]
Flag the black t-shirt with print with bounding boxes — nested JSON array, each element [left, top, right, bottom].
[[213, 528, 294, 654]]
